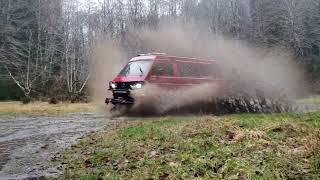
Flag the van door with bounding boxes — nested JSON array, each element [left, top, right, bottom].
[[148, 61, 176, 89]]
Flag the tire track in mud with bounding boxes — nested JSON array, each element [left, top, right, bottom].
[[0, 113, 122, 179]]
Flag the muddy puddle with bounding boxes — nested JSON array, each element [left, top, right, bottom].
[[0, 113, 122, 179]]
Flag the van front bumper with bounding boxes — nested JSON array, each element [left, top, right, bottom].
[[105, 88, 137, 105], [105, 97, 134, 105]]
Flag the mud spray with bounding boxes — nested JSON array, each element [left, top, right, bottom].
[[89, 23, 306, 116], [89, 39, 126, 114]]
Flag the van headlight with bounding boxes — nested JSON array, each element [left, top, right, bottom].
[[109, 82, 117, 89], [130, 82, 143, 89]]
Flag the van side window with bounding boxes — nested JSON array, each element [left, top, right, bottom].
[[178, 62, 199, 77], [152, 62, 174, 76]]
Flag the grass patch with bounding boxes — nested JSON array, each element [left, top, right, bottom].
[[59, 114, 320, 179], [0, 101, 94, 116], [297, 95, 320, 104]]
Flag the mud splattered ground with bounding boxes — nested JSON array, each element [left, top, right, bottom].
[[0, 113, 122, 179], [0, 102, 318, 179]]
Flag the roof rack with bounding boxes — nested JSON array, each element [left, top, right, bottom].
[[137, 53, 166, 56]]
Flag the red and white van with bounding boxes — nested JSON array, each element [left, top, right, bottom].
[[105, 53, 223, 105]]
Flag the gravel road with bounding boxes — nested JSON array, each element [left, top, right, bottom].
[[0, 113, 121, 179]]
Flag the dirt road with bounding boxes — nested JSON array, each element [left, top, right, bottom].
[[0, 113, 120, 179]]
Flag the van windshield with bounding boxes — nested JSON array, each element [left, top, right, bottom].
[[119, 60, 153, 77]]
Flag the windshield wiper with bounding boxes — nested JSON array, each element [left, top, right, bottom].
[[138, 65, 143, 76]]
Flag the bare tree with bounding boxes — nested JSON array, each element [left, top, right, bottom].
[[2, 0, 320, 100]]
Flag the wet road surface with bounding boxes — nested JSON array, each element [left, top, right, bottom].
[[0, 113, 120, 179]]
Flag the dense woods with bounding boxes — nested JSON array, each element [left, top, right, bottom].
[[0, 0, 320, 102]]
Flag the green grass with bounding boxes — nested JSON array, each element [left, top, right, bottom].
[[0, 101, 94, 116], [59, 114, 320, 179]]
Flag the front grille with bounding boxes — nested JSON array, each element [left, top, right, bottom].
[[115, 82, 141, 90], [115, 82, 132, 89], [113, 90, 134, 102], [111, 82, 142, 103]]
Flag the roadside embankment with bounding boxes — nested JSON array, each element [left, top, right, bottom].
[[0, 102, 94, 116]]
